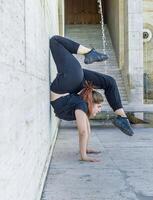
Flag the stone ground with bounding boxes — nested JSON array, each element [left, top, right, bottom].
[[41, 120, 153, 200]]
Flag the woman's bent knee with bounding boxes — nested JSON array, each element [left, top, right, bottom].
[[49, 35, 59, 47], [50, 35, 59, 41], [107, 76, 117, 88]]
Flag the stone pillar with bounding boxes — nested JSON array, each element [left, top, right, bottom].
[[124, 0, 143, 105]]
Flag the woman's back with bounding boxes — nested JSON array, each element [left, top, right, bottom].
[[50, 91, 69, 101]]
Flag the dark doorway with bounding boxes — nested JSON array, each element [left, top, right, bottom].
[[65, 0, 104, 24]]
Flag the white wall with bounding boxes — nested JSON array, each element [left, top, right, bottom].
[[0, 0, 62, 199], [105, 0, 120, 63]]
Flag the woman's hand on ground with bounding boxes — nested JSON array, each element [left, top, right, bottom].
[[86, 148, 102, 154], [79, 156, 101, 162]]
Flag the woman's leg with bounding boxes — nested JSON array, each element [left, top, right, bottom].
[[114, 108, 126, 117], [81, 69, 134, 136], [82, 70, 127, 117], [49, 35, 84, 94], [50, 35, 108, 93], [77, 45, 91, 54], [82, 69, 123, 112]]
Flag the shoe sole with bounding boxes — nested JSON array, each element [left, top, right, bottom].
[[112, 120, 134, 136]]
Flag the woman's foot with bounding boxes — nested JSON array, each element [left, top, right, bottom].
[[112, 115, 134, 136], [84, 48, 108, 64]]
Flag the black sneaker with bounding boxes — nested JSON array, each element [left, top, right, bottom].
[[84, 48, 108, 64], [112, 115, 134, 136]]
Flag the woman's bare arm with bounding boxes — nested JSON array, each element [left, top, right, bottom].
[[86, 118, 102, 154], [75, 109, 100, 162], [86, 117, 91, 150]]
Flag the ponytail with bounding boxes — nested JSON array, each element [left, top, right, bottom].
[[80, 81, 96, 117]]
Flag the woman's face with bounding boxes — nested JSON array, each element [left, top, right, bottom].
[[91, 103, 102, 116]]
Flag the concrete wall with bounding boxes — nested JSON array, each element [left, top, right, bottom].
[[105, 0, 144, 105], [105, 0, 119, 65], [0, 0, 63, 199], [143, 0, 153, 102], [104, 0, 124, 68], [124, 0, 144, 104]]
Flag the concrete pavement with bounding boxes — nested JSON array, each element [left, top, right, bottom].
[[41, 120, 153, 200]]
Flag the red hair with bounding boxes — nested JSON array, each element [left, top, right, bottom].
[[79, 81, 96, 117]]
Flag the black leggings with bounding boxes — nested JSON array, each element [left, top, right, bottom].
[[50, 35, 123, 111]]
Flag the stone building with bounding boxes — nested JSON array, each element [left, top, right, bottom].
[[0, 0, 152, 200]]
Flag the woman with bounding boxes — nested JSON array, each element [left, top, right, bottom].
[[50, 35, 134, 162]]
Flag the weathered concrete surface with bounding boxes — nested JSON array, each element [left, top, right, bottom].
[[0, 0, 63, 199], [41, 121, 153, 200]]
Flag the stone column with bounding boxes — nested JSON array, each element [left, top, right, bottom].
[[124, 0, 143, 105]]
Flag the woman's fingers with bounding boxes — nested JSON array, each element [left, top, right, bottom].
[[89, 158, 101, 162], [79, 156, 101, 162], [86, 149, 102, 154]]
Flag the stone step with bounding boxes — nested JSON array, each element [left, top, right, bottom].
[[98, 94, 128, 101], [77, 58, 118, 64], [81, 71, 123, 78], [76, 55, 117, 59], [80, 61, 120, 66], [89, 92, 127, 101], [98, 86, 127, 92]]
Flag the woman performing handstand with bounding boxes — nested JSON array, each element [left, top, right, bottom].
[[50, 35, 134, 162]]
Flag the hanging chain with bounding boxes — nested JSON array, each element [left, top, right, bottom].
[[97, 0, 108, 76], [97, 0, 107, 53]]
